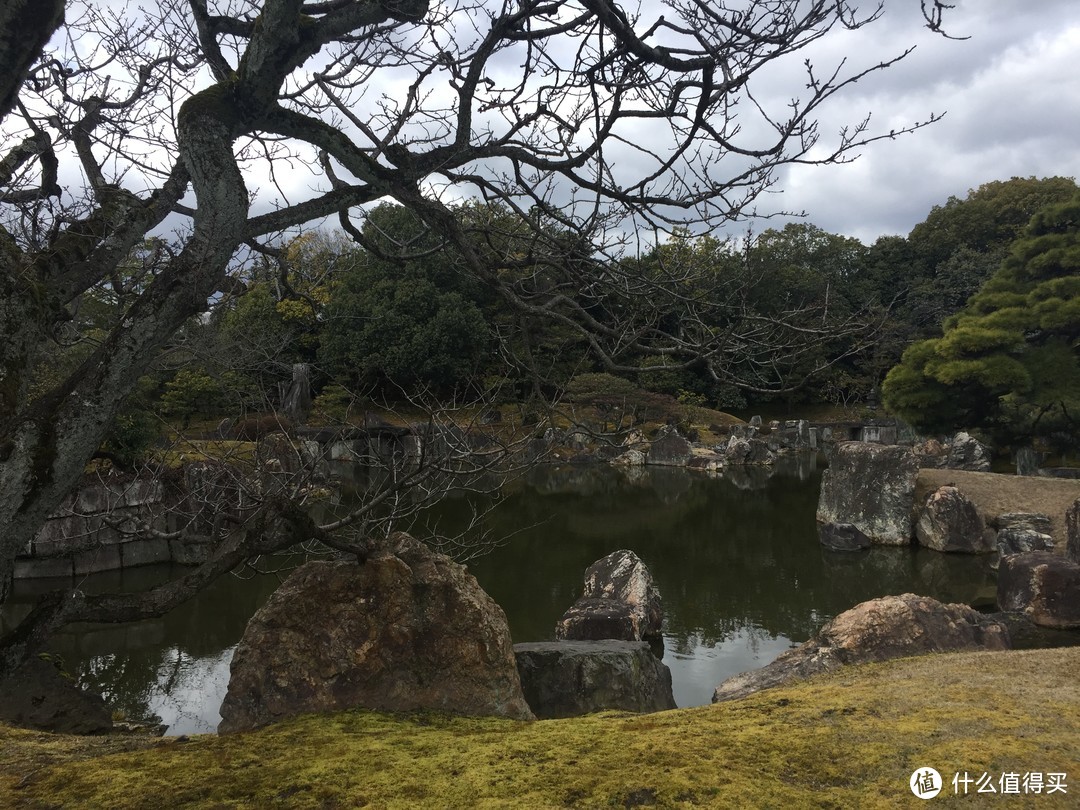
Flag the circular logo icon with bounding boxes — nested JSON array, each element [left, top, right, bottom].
[[910, 767, 943, 799]]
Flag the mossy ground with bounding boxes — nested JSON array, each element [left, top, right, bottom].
[[3, 647, 1078, 808]]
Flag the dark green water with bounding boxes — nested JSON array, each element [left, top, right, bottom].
[[2, 459, 998, 734]]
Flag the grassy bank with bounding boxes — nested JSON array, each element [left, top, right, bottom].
[[3, 647, 1078, 808]]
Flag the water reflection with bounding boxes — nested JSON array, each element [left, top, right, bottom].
[[2, 458, 998, 733]]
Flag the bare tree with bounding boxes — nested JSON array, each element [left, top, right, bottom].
[[1, 0, 952, 671]]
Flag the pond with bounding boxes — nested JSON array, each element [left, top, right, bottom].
[[2, 458, 999, 735]]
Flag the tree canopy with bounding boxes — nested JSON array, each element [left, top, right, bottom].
[[882, 194, 1080, 452]]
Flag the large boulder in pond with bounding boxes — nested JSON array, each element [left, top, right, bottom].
[[646, 425, 692, 467], [218, 535, 533, 733], [514, 640, 676, 718], [915, 485, 992, 553], [555, 550, 663, 642], [997, 551, 1080, 629], [816, 442, 919, 546], [712, 593, 1009, 703]]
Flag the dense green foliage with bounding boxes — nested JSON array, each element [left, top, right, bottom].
[[886, 176, 1079, 339], [883, 195, 1080, 451], [69, 177, 1079, 438], [317, 204, 496, 395]]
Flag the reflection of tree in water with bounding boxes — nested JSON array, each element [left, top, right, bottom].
[[75, 644, 232, 734], [665, 623, 782, 658], [32, 561, 290, 733]]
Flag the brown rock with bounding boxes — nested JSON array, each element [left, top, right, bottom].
[[218, 537, 533, 733], [712, 593, 1009, 702], [997, 551, 1080, 629], [915, 485, 992, 553], [555, 549, 663, 641], [912, 438, 948, 469], [818, 593, 1008, 661]]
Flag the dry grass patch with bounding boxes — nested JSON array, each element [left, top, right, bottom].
[[917, 469, 1080, 544], [3, 647, 1078, 808]]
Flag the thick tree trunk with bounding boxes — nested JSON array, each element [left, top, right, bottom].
[[0, 90, 250, 612], [0, 0, 64, 122]]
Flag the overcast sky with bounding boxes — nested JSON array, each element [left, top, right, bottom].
[[27, 1, 1078, 252], [755, 0, 1080, 244]]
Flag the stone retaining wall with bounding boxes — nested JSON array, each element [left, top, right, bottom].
[[14, 468, 233, 580]]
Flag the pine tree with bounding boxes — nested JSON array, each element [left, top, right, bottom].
[[883, 196, 1080, 452]]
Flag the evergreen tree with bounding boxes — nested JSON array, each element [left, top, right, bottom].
[[883, 195, 1080, 452]]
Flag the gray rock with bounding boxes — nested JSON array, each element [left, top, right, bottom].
[[255, 433, 303, 476], [514, 640, 676, 718], [556, 549, 663, 642], [178, 460, 246, 538], [749, 415, 762, 428], [218, 536, 533, 733], [1015, 445, 1038, 476], [646, 425, 692, 467], [298, 439, 331, 482], [996, 528, 1054, 557], [818, 522, 871, 552], [729, 424, 758, 440], [281, 362, 312, 423], [997, 551, 1080, 629], [611, 449, 645, 467], [816, 442, 919, 546], [724, 435, 775, 466], [947, 431, 992, 472], [996, 512, 1052, 533], [915, 485, 992, 553], [712, 593, 1009, 702]]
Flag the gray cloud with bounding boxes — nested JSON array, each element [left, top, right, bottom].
[[757, 1, 1080, 243]]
